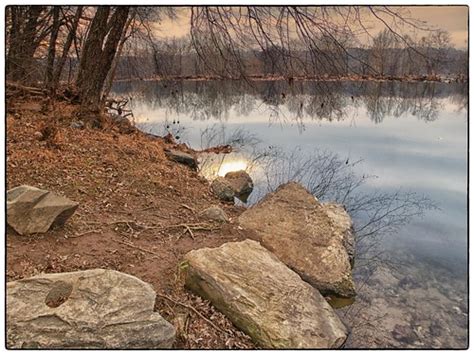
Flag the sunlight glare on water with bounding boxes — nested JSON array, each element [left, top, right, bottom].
[[217, 160, 248, 176]]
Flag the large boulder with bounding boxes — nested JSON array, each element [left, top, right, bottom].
[[6, 269, 175, 349], [184, 239, 348, 349], [164, 149, 198, 170], [7, 185, 79, 235], [210, 177, 235, 202], [322, 203, 356, 268], [238, 182, 355, 298], [224, 170, 253, 202]]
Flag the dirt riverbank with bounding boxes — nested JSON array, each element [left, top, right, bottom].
[[6, 92, 255, 349]]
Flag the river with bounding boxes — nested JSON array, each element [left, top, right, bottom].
[[112, 79, 468, 349]]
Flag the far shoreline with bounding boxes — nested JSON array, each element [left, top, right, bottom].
[[113, 73, 467, 84]]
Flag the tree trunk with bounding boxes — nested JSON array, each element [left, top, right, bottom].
[[7, 6, 45, 82], [52, 6, 83, 91], [45, 6, 61, 91], [101, 15, 134, 104], [76, 6, 130, 111]]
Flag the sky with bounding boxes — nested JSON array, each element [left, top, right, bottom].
[[155, 6, 468, 49]]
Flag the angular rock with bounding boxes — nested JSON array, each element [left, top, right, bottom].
[[70, 120, 85, 129], [7, 269, 175, 349], [224, 170, 253, 202], [7, 185, 79, 235], [238, 182, 355, 298], [200, 205, 229, 223], [322, 203, 355, 268], [184, 240, 347, 348], [210, 177, 235, 202], [164, 149, 197, 170]]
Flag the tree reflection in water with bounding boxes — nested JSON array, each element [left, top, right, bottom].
[[113, 79, 466, 127]]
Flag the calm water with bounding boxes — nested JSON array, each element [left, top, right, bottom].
[[112, 80, 468, 348]]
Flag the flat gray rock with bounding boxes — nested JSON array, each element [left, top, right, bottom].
[[184, 240, 348, 349], [164, 149, 198, 170], [7, 185, 79, 235], [238, 182, 355, 298], [7, 269, 175, 349], [210, 177, 235, 202]]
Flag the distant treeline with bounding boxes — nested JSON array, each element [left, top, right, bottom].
[[111, 33, 467, 81]]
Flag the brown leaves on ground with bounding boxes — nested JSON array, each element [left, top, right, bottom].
[[6, 93, 254, 349]]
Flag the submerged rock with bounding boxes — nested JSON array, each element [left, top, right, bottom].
[[6, 269, 175, 349], [210, 177, 235, 202], [164, 149, 198, 170], [184, 239, 347, 348], [238, 182, 355, 298], [7, 185, 78, 235], [224, 170, 253, 202], [199, 205, 229, 223]]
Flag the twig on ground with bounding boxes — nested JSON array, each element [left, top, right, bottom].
[[71, 229, 102, 238], [180, 204, 196, 213], [113, 238, 160, 256], [163, 222, 219, 240], [157, 293, 230, 335], [184, 225, 195, 239]]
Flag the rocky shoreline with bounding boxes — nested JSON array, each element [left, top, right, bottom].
[[7, 173, 357, 348], [6, 92, 466, 349], [6, 96, 359, 349]]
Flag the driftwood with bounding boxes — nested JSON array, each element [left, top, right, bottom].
[[6, 82, 47, 97], [197, 145, 233, 154]]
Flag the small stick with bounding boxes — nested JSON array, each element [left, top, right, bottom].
[[184, 225, 195, 239], [71, 229, 101, 238], [180, 204, 195, 213], [156, 293, 229, 335], [114, 239, 160, 256]]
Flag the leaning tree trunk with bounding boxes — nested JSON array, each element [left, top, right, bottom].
[[101, 14, 134, 104], [52, 6, 83, 91], [76, 6, 130, 112], [45, 6, 61, 91]]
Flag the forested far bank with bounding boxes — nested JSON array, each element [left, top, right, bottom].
[[5, 6, 467, 116]]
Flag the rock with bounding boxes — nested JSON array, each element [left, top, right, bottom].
[[200, 205, 229, 223], [210, 177, 235, 202], [322, 203, 355, 267], [33, 131, 43, 140], [238, 182, 355, 298], [7, 185, 79, 235], [164, 149, 198, 170], [184, 240, 347, 348], [70, 120, 85, 129], [392, 324, 417, 344], [7, 269, 176, 349], [224, 170, 253, 202], [398, 275, 419, 290]]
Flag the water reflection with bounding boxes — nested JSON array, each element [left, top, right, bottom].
[[112, 80, 466, 126]]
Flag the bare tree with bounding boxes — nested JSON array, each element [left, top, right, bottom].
[[76, 6, 130, 111], [188, 6, 436, 79], [6, 6, 49, 82], [51, 6, 84, 91], [44, 6, 61, 91], [369, 29, 399, 76]]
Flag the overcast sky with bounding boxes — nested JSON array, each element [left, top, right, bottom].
[[155, 6, 468, 49]]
